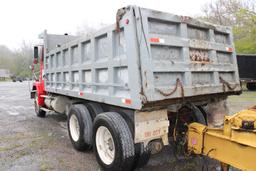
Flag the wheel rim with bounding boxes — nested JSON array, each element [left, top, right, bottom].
[[69, 114, 80, 142], [96, 126, 115, 165]]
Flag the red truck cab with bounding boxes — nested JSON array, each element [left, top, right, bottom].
[[31, 46, 46, 117]]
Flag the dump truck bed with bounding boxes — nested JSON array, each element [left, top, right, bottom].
[[43, 6, 241, 110]]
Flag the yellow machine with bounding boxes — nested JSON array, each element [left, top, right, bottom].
[[187, 106, 256, 171]]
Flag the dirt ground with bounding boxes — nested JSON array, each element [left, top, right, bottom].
[[0, 81, 253, 171]]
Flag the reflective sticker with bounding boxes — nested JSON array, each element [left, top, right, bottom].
[[125, 19, 129, 24], [121, 98, 132, 105], [150, 38, 165, 43], [79, 91, 84, 96], [159, 38, 165, 43], [150, 38, 160, 42], [226, 47, 233, 52]]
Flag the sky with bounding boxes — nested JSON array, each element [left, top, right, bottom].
[[0, 0, 212, 50]]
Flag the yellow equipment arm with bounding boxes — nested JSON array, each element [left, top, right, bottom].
[[187, 106, 256, 171]]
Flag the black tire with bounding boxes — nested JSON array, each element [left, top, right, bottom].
[[197, 105, 208, 125], [246, 83, 256, 91], [133, 143, 151, 169], [86, 102, 104, 119], [173, 104, 206, 160], [34, 93, 46, 118], [116, 110, 134, 137], [189, 104, 206, 125], [67, 104, 93, 151], [93, 112, 135, 171]]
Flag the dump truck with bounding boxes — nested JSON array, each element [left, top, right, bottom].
[[31, 6, 241, 171], [237, 54, 256, 91]]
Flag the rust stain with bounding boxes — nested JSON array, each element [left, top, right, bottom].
[[189, 49, 211, 63], [180, 16, 192, 22], [140, 87, 148, 104], [116, 7, 126, 32], [144, 71, 148, 88]]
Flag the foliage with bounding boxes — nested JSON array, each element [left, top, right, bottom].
[[200, 0, 256, 54], [0, 41, 33, 78], [233, 9, 256, 53]]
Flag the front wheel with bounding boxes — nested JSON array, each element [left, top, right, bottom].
[[34, 93, 46, 118], [93, 112, 135, 171]]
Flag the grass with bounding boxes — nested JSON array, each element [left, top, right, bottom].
[[14, 150, 30, 160], [0, 78, 11, 82], [228, 83, 256, 102], [228, 90, 256, 102], [0, 133, 39, 143], [39, 164, 48, 171], [0, 144, 22, 152]]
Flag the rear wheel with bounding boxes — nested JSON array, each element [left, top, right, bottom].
[[86, 102, 104, 119], [93, 112, 135, 171], [133, 143, 151, 169], [34, 93, 46, 118], [67, 104, 93, 151], [246, 83, 256, 91], [171, 104, 206, 159]]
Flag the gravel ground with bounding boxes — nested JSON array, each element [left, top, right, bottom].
[[0, 81, 252, 171]]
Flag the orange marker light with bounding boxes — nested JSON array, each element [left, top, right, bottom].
[[150, 38, 165, 43], [226, 47, 233, 52], [122, 98, 132, 105], [79, 91, 84, 96], [150, 38, 160, 43]]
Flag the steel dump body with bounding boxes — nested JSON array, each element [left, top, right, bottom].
[[44, 6, 241, 110]]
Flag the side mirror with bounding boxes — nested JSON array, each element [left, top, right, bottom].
[[33, 46, 39, 64]]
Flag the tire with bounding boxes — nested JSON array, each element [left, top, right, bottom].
[[93, 112, 135, 171], [67, 104, 93, 151], [116, 110, 134, 137], [197, 105, 208, 124], [133, 143, 150, 169], [34, 93, 46, 118], [86, 102, 104, 119], [190, 104, 206, 125], [173, 104, 206, 160], [246, 83, 256, 91]]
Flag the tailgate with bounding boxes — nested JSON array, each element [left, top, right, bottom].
[[134, 7, 241, 103]]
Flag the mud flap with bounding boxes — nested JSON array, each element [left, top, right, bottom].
[[134, 109, 169, 146]]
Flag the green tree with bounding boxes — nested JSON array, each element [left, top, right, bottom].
[[200, 0, 256, 54], [0, 41, 33, 78], [233, 9, 256, 53]]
